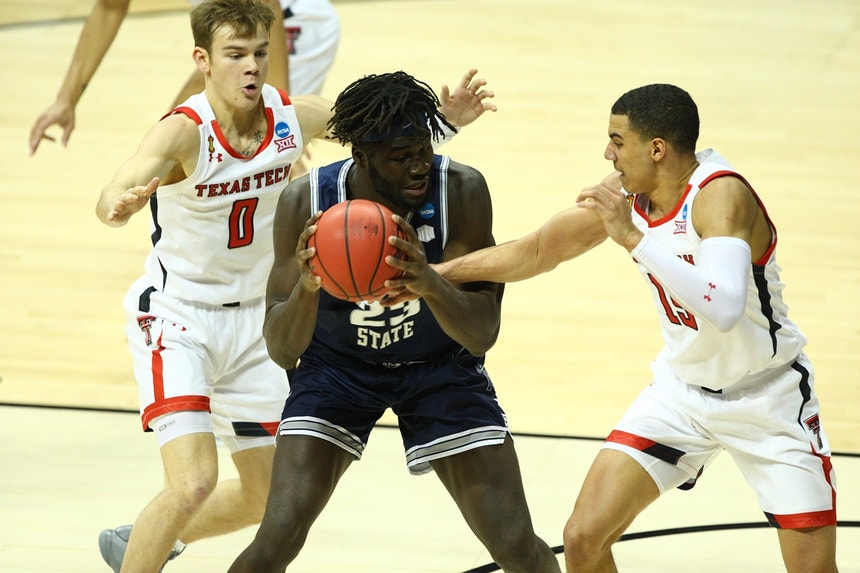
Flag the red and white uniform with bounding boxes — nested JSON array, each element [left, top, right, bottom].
[[631, 148, 806, 391], [605, 148, 837, 529], [143, 86, 301, 305], [123, 85, 301, 450]]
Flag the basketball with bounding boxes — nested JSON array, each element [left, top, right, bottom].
[[307, 199, 407, 302]]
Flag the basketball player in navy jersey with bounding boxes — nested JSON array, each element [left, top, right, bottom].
[[228, 71, 560, 572], [428, 83, 839, 572], [91, 0, 497, 570]]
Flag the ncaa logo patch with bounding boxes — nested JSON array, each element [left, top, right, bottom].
[[419, 202, 435, 219], [275, 122, 291, 138]]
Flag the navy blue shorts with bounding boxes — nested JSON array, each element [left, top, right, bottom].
[[278, 349, 509, 475]]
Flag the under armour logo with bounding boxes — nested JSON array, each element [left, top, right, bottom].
[[703, 282, 716, 302]]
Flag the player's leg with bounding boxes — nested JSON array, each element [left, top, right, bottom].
[[120, 429, 220, 572], [401, 354, 556, 571], [562, 369, 722, 572], [177, 308, 289, 542], [227, 434, 353, 572], [229, 356, 378, 571], [719, 355, 838, 573], [283, 0, 341, 96], [432, 435, 560, 573], [563, 448, 659, 573], [777, 526, 839, 573], [282, 0, 341, 180], [108, 287, 221, 571], [175, 442, 275, 543]]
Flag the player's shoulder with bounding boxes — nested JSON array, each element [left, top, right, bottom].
[[138, 111, 199, 157], [441, 158, 487, 186], [281, 172, 310, 200], [697, 171, 755, 206], [156, 109, 202, 136], [441, 158, 489, 199], [277, 173, 313, 215]]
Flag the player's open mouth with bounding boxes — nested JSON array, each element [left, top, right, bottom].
[[242, 84, 258, 95], [403, 180, 427, 197]]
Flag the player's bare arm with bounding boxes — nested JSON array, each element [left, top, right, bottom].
[[438, 204, 607, 285], [291, 95, 337, 143], [29, 0, 131, 154], [691, 175, 772, 259], [387, 165, 503, 356], [263, 183, 321, 369], [95, 113, 199, 227]]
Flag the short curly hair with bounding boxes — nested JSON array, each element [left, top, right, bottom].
[[611, 84, 699, 154]]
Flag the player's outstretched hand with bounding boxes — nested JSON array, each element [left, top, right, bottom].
[[438, 68, 497, 128], [29, 100, 76, 155], [107, 177, 160, 225]]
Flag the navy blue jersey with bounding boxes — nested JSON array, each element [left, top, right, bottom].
[[304, 155, 465, 365]]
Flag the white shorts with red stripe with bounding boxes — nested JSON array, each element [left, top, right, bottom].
[[122, 277, 288, 448], [603, 352, 837, 528]]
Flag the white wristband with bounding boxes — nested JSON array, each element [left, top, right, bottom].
[[432, 121, 458, 150]]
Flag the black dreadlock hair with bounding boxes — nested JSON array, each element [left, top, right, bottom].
[[328, 71, 457, 146]]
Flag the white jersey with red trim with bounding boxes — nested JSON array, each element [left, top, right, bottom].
[[143, 85, 302, 306], [628, 148, 806, 389]]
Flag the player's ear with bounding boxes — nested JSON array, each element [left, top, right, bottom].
[[650, 138, 667, 161], [192, 47, 211, 75], [351, 145, 368, 167]]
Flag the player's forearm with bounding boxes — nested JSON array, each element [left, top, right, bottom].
[[438, 235, 545, 285], [263, 287, 319, 368], [56, 0, 129, 106], [422, 277, 502, 356]]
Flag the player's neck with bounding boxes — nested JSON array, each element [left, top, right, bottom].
[[207, 97, 268, 156], [647, 159, 699, 219]]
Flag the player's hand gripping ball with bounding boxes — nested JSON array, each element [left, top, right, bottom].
[[307, 199, 407, 302]]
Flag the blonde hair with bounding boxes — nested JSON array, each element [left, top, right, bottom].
[[190, 0, 276, 52]]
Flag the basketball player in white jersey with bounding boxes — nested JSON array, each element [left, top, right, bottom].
[[92, 0, 496, 570], [28, 0, 339, 156], [422, 84, 839, 572]]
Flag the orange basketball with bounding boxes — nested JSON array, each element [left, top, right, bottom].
[[307, 199, 406, 302]]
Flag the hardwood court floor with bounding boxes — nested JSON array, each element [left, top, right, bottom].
[[1, 0, 859, 571], [1, 404, 859, 573]]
